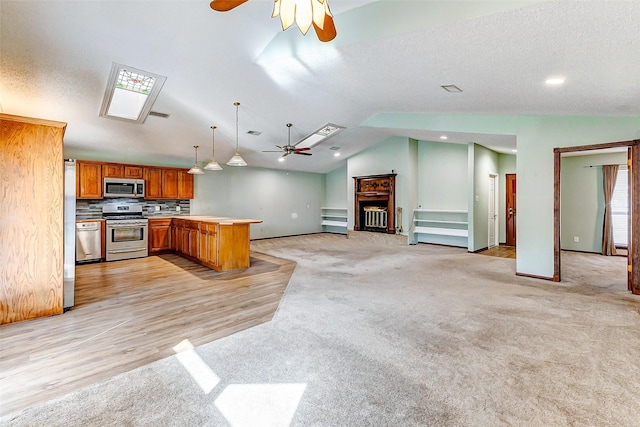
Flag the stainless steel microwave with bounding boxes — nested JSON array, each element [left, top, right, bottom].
[[103, 178, 145, 198]]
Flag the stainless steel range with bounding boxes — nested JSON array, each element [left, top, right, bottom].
[[103, 204, 148, 261]]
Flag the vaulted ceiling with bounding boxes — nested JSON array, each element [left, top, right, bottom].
[[2, 1, 639, 173]]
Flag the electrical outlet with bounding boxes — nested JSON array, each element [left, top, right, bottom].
[[573, 236, 579, 243], [154, 206, 160, 212], [176, 206, 181, 212]]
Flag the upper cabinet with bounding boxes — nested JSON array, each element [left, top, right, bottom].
[[74, 160, 194, 200], [143, 167, 193, 200], [178, 170, 194, 199], [103, 163, 143, 179], [77, 161, 102, 199]]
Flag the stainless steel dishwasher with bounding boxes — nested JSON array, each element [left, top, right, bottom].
[[76, 221, 101, 262]]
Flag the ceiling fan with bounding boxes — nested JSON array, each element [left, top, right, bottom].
[[263, 123, 312, 158]]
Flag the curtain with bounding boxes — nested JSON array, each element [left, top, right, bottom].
[[602, 164, 619, 256]]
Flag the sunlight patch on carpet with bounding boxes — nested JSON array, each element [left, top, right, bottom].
[[173, 339, 220, 394], [215, 383, 307, 427]]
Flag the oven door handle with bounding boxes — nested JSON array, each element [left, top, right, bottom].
[[107, 248, 147, 254], [106, 224, 148, 229]]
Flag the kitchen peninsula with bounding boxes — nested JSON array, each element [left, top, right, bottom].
[[148, 216, 262, 272]]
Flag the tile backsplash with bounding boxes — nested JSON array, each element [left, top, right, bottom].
[[76, 198, 191, 220]]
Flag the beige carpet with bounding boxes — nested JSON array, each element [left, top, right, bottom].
[[2, 234, 639, 426]]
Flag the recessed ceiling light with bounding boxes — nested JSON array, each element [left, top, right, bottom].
[[278, 157, 285, 162], [441, 84, 463, 93], [440, 135, 448, 140], [334, 152, 341, 157], [512, 149, 518, 153], [545, 77, 565, 85]]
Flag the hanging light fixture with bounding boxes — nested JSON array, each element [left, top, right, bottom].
[[227, 101, 247, 167], [210, 0, 336, 42], [188, 145, 205, 175], [204, 125, 223, 171]]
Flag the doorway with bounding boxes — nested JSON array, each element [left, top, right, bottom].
[[506, 174, 516, 246], [553, 140, 639, 295]]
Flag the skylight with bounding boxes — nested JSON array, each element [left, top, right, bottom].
[[296, 123, 346, 149], [99, 63, 167, 123]]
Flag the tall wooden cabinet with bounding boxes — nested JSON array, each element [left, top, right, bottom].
[[0, 114, 66, 324]]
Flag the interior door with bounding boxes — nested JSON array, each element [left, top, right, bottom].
[[489, 175, 497, 248], [506, 174, 517, 246]]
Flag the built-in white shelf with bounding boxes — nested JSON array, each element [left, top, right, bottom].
[[321, 207, 348, 234], [412, 208, 468, 247]]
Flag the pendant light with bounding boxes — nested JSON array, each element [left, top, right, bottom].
[[204, 125, 223, 170], [227, 101, 247, 167], [188, 145, 204, 175]]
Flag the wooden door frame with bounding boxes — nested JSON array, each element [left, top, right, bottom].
[[553, 139, 640, 295]]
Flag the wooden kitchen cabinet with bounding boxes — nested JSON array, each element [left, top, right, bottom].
[[77, 161, 102, 199], [144, 167, 191, 200], [148, 218, 172, 254], [144, 168, 163, 199], [124, 166, 144, 179], [178, 170, 194, 199], [102, 163, 124, 178], [162, 169, 179, 199], [103, 164, 144, 179]]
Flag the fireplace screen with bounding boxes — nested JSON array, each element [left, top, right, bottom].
[[364, 206, 387, 229]]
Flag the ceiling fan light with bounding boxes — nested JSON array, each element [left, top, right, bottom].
[[227, 153, 247, 167], [204, 159, 222, 170]]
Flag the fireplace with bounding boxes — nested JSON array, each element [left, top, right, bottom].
[[353, 173, 396, 234]]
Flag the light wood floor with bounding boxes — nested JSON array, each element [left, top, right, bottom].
[[477, 245, 516, 259], [0, 252, 295, 416]]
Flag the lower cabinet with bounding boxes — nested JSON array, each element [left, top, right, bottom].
[[150, 217, 251, 272], [148, 218, 173, 254]]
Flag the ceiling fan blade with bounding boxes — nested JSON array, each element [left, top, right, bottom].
[[294, 151, 312, 156], [313, 14, 337, 42], [293, 147, 310, 152], [282, 152, 291, 158], [275, 145, 283, 149], [210, 0, 249, 12], [262, 150, 282, 153]]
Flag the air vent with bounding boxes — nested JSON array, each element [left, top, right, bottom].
[[441, 84, 463, 93], [329, 146, 340, 150], [148, 111, 170, 118], [247, 130, 262, 136]]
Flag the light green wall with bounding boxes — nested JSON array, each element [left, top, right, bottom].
[[417, 141, 467, 209], [347, 136, 414, 233], [363, 112, 640, 278], [191, 166, 325, 239], [469, 143, 499, 251], [324, 165, 348, 208], [560, 151, 627, 253], [498, 153, 516, 243]]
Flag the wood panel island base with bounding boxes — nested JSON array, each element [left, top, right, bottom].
[[149, 216, 262, 272]]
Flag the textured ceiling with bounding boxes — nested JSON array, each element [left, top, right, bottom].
[[1, 0, 639, 173]]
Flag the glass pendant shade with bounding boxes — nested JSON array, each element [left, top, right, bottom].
[[188, 145, 204, 175], [227, 101, 247, 167], [204, 125, 223, 170], [227, 153, 247, 167], [204, 159, 222, 170]]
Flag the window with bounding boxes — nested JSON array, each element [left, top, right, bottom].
[[611, 168, 628, 248]]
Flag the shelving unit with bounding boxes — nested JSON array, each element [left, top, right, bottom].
[[321, 207, 348, 234], [412, 209, 468, 247]]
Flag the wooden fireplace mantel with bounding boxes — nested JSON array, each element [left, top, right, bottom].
[[353, 173, 396, 234]]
